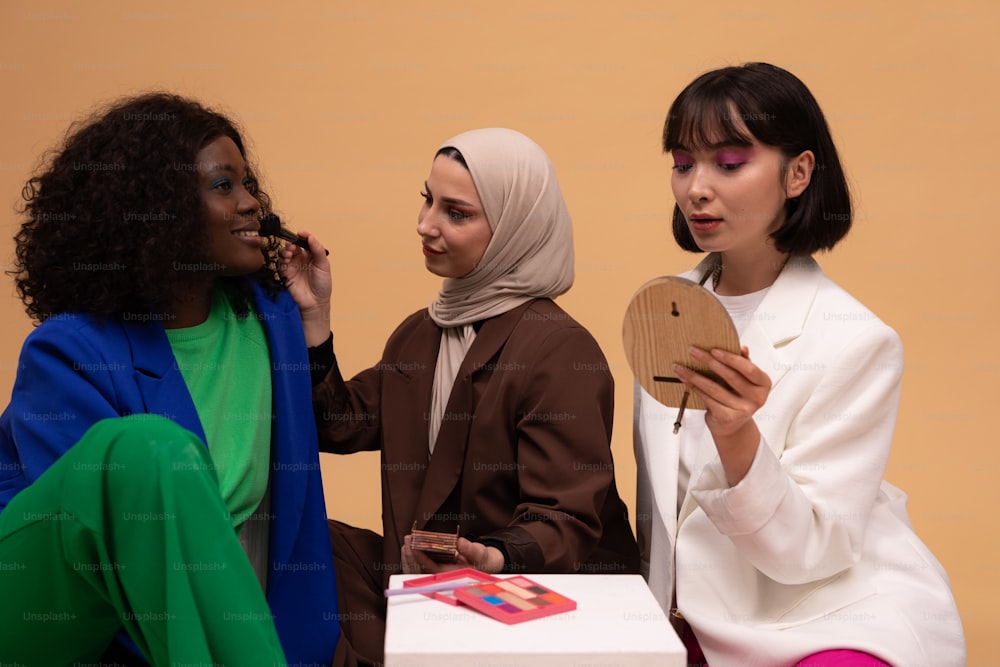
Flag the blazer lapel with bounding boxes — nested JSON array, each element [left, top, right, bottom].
[[411, 304, 528, 530], [637, 383, 682, 540], [751, 255, 821, 351], [381, 317, 441, 541], [123, 320, 206, 442], [674, 255, 823, 512], [744, 256, 822, 457], [683, 253, 822, 396], [255, 287, 309, 568]]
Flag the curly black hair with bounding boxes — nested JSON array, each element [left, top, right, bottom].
[[12, 92, 283, 323]]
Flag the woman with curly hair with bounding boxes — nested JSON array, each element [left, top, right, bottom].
[[0, 93, 340, 666]]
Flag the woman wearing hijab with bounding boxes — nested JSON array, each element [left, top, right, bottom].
[[282, 128, 639, 665]]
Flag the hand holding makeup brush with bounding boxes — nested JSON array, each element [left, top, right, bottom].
[[261, 212, 329, 255], [278, 223, 332, 348]]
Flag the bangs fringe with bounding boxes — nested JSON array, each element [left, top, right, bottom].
[[663, 83, 755, 152]]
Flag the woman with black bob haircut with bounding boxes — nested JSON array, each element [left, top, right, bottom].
[[634, 63, 965, 665], [0, 93, 340, 666], [664, 62, 851, 257]]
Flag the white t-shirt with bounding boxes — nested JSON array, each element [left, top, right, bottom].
[[676, 282, 770, 513]]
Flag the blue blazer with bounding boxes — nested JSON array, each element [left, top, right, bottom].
[[0, 283, 340, 665]]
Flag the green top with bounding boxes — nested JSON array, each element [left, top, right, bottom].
[[165, 288, 272, 528]]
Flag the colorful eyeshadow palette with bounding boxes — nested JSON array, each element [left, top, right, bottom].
[[402, 567, 499, 606], [453, 576, 577, 624]]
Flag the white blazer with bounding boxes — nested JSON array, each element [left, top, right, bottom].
[[634, 255, 965, 666]]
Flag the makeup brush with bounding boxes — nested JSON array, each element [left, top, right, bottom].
[[383, 580, 473, 598], [259, 212, 329, 255]]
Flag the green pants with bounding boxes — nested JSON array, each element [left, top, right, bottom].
[[0, 415, 287, 666]]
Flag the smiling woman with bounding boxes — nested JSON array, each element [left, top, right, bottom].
[[12, 94, 283, 325], [0, 93, 341, 666], [197, 136, 268, 276], [164, 134, 273, 330]]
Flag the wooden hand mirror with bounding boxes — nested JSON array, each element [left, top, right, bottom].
[[622, 276, 740, 411]]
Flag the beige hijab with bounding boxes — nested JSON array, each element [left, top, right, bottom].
[[426, 128, 575, 452]]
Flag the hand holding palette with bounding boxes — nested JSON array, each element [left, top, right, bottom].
[[409, 525, 460, 563], [395, 568, 577, 624]]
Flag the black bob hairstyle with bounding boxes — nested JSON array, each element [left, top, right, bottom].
[[663, 62, 852, 255], [13, 92, 281, 323]]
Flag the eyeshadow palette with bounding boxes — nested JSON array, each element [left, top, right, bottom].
[[402, 567, 499, 606], [409, 526, 460, 562], [453, 576, 577, 624]]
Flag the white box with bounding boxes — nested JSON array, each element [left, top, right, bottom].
[[384, 573, 686, 667]]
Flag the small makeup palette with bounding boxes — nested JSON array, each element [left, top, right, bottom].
[[409, 525, 460, 563], [453, 576, 577, 625], [402, 568, 499, 606]]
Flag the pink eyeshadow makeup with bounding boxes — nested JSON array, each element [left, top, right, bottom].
[[454, 576, 576, 624], [716, 149, 751, 164]]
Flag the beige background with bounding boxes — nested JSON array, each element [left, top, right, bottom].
[[1, 1, 996, 662]]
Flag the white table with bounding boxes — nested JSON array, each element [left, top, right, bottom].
[[384, 573, 686, 666]]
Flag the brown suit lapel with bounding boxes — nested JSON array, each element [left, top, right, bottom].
[[410, 302, 532, 530], [380, 315, 438, 545]]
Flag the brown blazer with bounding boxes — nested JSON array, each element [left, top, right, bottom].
[[315, 298, 638, 576]]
